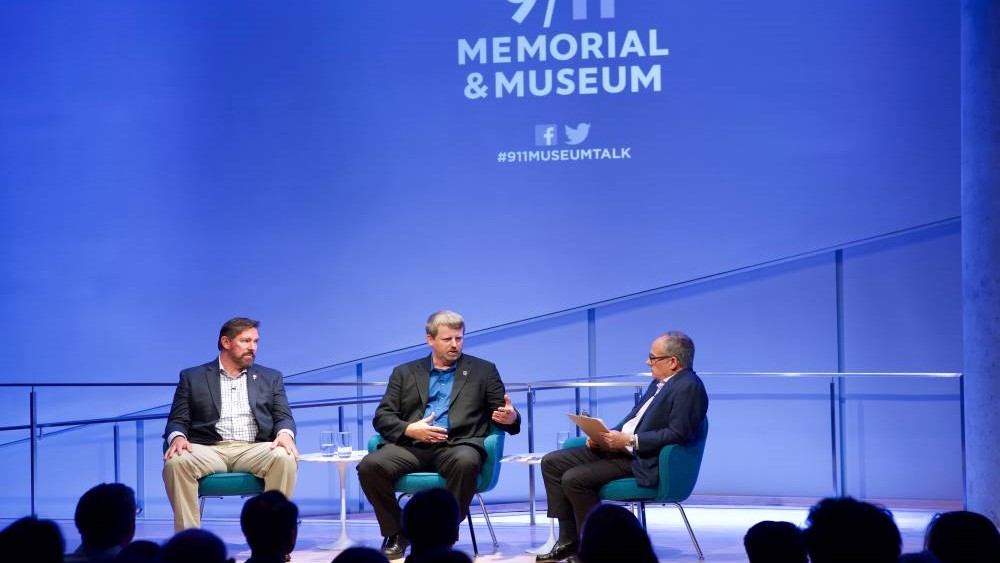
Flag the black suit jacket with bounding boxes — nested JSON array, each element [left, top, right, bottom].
[[163, 359, 296, 444], [612, 368, 708, 487], [373, 354, 521, 457]]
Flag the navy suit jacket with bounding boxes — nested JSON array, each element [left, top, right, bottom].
[[611, 368, 708, 488], [373, 354, 521, 458], [164, 360, 296, 445]]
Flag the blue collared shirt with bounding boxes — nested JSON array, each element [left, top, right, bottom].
[[423, 360, 457, 430]]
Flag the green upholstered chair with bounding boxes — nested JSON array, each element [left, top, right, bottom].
[[561, 418, 709, 560], [163, 441, 265, 515], [366, 425, 506, 555]]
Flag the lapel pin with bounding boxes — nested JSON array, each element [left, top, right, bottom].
[[253, 374, 257, 381]]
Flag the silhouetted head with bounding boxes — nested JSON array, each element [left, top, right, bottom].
[[332, 546, 391, 563], [114, 539, 161, 563], [925, 510, 1000, 563], [804, 497, 901, 563], [75, 482, 137, 550], [160, 529, 233, 563], [402, 488, 461, 555], [744, 520, 807, 563], [240, 490, 299, 558], [406, 547, 473, 563], [0, 516, 64, 563], [579, 503, 657, 563]]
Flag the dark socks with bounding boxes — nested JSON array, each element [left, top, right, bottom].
[[557, 518, 579, 544]]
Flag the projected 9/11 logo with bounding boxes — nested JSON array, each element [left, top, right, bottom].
[[457, 1, 668, 100], [510, 0, 616, 28]]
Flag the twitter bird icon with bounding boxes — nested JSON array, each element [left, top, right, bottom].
[[564, 123, 591, 145]]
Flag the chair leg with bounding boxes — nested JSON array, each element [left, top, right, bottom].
[[638, 501, 648, 530], [198, 497, 207, 517], [467, 513, 479, 556], [476, 493, 498, 547], [672, 502, 704, 560]]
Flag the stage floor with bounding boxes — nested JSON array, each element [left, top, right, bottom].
[[10, 503, 939, 562]]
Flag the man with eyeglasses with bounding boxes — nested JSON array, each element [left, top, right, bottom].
[[536, 331, 708, 563]]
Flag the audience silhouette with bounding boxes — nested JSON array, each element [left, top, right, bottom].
[[925, 510, 1000, 563], [401, 487, 462, 562], [160, 528, 234, 563], [331, 546, 391, 563], [112, 539, 159, 563], [578, 503, 657, 563], [241, 490, 299, 563], [405, 548, 473, 563], [0, 515, 65, 563], [65, 483, 137, 563], [803, 497, 901, 563], [743, 520, 807, 563]]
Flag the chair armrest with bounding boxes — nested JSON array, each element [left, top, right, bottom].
[[562, 435, 587, 449], [368, 434, 384, 453], [477, 425, 506, 492]]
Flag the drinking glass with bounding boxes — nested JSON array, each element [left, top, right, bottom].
[[320, 430, 335, 457], [337, 431, 353, 458]]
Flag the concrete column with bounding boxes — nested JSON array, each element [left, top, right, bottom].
[[961, 0, 1000, 524]]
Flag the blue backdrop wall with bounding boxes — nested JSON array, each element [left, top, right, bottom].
[[0, 1, 961, 520]]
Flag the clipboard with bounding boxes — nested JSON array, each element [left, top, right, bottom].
[[567, 413, 610, 443]]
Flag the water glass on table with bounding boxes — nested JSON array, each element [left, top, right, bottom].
[[337, 431, 352, 458], [320, 430, 336, 457]]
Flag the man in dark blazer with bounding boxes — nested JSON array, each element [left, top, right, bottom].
[[536, 330, 708, 563], [358, 310, 521, 559], [163, 317, 298, 532]]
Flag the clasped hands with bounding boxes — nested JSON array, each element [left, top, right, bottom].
[[586, 430, 632, 451]]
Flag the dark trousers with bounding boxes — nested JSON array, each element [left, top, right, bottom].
[[540, 446, 633, 531], [357, 442, 483, 537]]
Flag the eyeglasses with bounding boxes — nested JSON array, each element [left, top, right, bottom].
[[647, 354, 674, 364]]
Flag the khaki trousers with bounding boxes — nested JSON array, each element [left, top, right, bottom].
[[162, 440, 297, 532]]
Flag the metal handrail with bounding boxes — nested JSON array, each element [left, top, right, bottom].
[[1, 371, 962, 520]]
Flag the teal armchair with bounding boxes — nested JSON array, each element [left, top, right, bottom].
[[367, 425, 506, 555], [163, 440, 265, 515], [562, 418, 708, 560]]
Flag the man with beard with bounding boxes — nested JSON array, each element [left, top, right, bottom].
[[163, 317, 298, 532]]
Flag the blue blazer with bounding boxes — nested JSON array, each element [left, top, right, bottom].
[[612, 368, 708, 488], [163, 360, 296, 445], [373, 354, 521, 458]]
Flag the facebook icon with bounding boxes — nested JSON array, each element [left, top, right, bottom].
[[534, 124, 558, 146]]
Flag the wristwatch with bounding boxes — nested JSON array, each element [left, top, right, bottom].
[[630, 434, 638, 449]]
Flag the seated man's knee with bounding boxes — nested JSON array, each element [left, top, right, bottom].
[[562, 467, 590, 492], [357, 457, 380, 482], [269, 447, 296, 469], [163, 452, 193, 475], [453, 451, 481, 475]]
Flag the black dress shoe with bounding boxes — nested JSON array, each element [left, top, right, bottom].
[[382, 534, 410, 559], [536, 539, 579, 562]]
